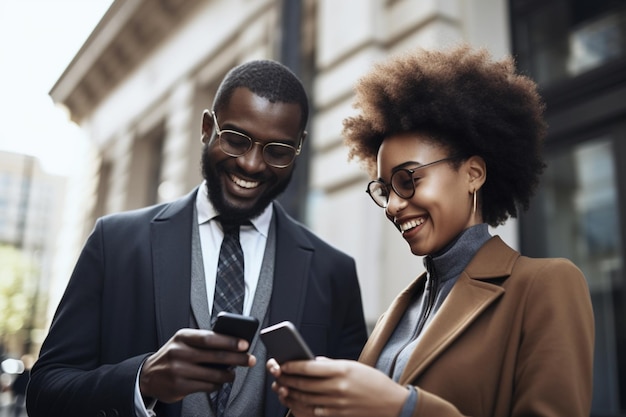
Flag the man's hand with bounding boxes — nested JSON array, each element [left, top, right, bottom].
[[140, 328, 256, 403]]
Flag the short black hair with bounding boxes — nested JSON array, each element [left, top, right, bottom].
[[213, 59, 309, 133], [343, 44, 547, 226]]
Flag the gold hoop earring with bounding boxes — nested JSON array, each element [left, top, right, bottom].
[[472, 190, 477, 215]]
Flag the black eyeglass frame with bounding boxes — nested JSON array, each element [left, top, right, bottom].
[[211, 110, 303, 168], [366, 155, 462, 208]]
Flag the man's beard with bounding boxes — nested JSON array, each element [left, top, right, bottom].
[[201, 148, 292, 223]]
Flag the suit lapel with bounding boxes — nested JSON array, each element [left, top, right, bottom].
[[264, 202, 314, 417], [151, 189, 197, 346], [268, 202, 314, 327]]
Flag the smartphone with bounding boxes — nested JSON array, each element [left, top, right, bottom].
[[212, 312, 260, 349], [209, 312, 260, 369], [260, 321, 315, 364]]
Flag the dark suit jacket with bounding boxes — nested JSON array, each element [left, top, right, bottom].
[[360, 236, 594, 417], [27, 188, 367, 417]]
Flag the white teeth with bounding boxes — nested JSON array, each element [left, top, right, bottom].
[[231, 174, 259, 189], [400, 217, 424, 232]]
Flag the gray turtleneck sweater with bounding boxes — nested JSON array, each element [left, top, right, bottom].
[[375, 223, 492, 381]]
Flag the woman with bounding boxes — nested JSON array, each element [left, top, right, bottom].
[[267, 45, 594, 417]]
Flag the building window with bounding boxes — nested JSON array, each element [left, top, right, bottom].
[[513, 2, 626, 413], [126, 123, 165, 210], [512, 0, 626, 87], [521, 136, 626, 415]]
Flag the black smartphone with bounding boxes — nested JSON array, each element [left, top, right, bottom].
[[260, 321, 315, 364], [212, 312, 260, 349], [209, 312, 260, 369]]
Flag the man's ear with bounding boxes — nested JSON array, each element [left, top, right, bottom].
[[201, 109, 213, 143], [298, 131, 308, 152], [466, 155, 487, 190]]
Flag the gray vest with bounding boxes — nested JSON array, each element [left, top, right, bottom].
[[182, 213, 276, 417]]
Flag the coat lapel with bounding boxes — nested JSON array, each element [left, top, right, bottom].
[[359, 280, 423, 366], [361, 236, 519, 384], [398, 273, 504, 384], [151, 189, 197, 346], [398, 236, 518, 384]]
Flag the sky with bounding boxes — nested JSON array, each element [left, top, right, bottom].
[[0, 0, 114, 177]]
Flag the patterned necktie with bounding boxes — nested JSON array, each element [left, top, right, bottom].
[[210, 220, 245, 417]]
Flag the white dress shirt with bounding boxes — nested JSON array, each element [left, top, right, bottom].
[[195, 181, 272, 316]]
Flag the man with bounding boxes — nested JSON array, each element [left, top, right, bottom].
[[27, 60, 368, 417]]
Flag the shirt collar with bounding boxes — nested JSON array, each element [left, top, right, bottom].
[[195, 181, 273, 237]]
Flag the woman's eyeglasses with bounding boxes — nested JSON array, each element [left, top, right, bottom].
[[366, 156, 459, 208], [212, 111, 302, 168]]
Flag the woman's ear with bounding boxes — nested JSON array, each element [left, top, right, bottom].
[[466, 155, 487, 191]]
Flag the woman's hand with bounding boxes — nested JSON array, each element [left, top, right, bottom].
[[267, 357, 409, 417]]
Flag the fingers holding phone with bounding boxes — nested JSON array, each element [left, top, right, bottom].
[[139, 328, 250, 402], [261, 321, 320, 412], [139, 313, 259, 403]]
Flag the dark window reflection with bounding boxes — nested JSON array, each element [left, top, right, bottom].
[[513, 0, 626, 86], [521, 138, 625, 414]]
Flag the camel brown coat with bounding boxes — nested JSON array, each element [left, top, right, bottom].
[[359, 236, 594, 417]]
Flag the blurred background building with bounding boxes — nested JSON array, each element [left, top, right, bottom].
[[11, 0, 626, 415], [0, 152, 65, 355], [0, 151, 65, 416]]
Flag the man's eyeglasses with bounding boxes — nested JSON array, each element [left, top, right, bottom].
[[212, 111, 302, 168], [366, 156, 460, 208]]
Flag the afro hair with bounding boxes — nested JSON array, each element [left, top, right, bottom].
[[343, 44, 547, 226]]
